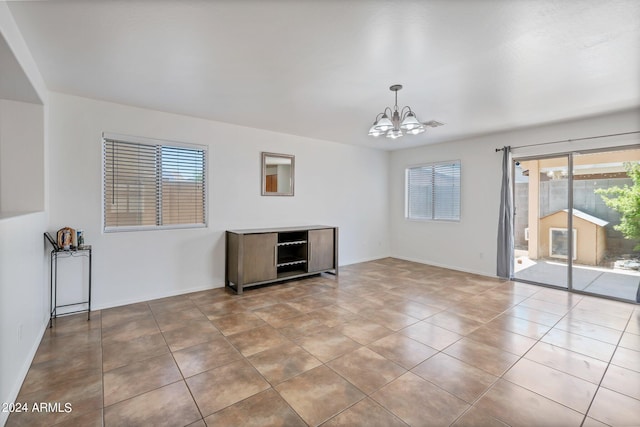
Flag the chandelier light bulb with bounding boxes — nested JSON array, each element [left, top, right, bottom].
[[374, 114, 393, 132], [368, 84, 431, 140]]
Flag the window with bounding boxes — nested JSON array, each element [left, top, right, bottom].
[[103, 133, 206, 231], [406, 160, 461, 221]]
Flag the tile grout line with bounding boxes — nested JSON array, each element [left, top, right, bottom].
[[577, 312, 634, 427], [445, 287, 583, 426]]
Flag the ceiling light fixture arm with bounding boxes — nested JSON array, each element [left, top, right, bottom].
[[367, 84, 428, 139]]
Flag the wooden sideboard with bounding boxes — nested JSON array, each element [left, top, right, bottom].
[[225, 225, 338, 294]]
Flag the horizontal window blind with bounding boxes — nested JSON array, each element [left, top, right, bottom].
[[406, 161, 460, 221], [103, 135, 206, 231]]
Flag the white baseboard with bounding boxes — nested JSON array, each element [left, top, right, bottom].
[[390, 255, 499, 279], [339, 254, 392, 267], [90, 283, 224, 311]]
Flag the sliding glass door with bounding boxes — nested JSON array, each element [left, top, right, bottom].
[[570, 149, 640, 301], [512, 146, 640, 303], [513, 155, 570, 289]]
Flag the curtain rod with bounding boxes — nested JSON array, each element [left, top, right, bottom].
[[494, 130, 640, 152]]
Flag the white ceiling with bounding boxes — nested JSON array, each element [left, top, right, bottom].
[[6, 0, 640, 150]]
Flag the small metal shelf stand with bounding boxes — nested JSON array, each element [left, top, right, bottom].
[[44, 233, 92, 328]]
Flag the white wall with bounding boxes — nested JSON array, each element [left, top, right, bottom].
[[0, 5, 49, 425], [48, 92, 390, 310], [390, 108, 640, 277], [0, 213, 48, 424], [0, 99, 44, 215]]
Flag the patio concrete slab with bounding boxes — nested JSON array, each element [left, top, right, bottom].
[[514, 261, 639, 302]]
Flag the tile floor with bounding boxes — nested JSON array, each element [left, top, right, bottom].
[[6, 258, 640, 426]]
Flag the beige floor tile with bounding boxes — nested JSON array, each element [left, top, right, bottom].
[[475, 379, 584, 426], [619, 331, 640, 351], [173, 335, 242, 378], [542, 328, 617, 362], [626, 314, 640, 334], [601, 363, 640, 400], [503, 358, 597, 413], [610, 346, 640, 372], [42, 312, 101, 339], [447, 303, 503, 323], [275, 365, 365, 426], [286, 294, 337, 313], [518, 298, 572, 316], [211, 311, 267, 335], [387, 300, 442, 320], [580, 417, 610, 427], [276, 314, 329, 340], [450, 407, 510, 427], [569, 307, 631, 330], [148, 296, 195, 314], [466, 325, 537, 355], [247, 342, 322, 385], [368, 333, 438, 369], [371, 372, 469, 426], [227, 325, 292, 357], [321, 398, 408, 427], [10, 371, 103, 427], [587, 387, 640, 426], [400, 321, 463, 350], [186, 360, 270, 417], [100, 303, 153, 329], [423, 311, 485, 335], [200, 300, 249, 319], [506, 305, 563, 327], [152, 307, 209, 332], [297, 328, 361, 362], [524, 341, 608, 384], [162, 319, 222, 352], [555, 316, 623, 345], [332, 318, 393, 345], [484, 314, 550, 339], [103, 353, 182, 406], [328, 347, 406, 394], [102, 331, 170, 372], [35, 328, 102, 364], [13, 258, 640, 427], [203, 389, 305, 427], [353, 307, 419, 331], [252, 303, 304, 327], [104, 381, 200, 427], [444, 338, 519, 376], [20, 346, 102, 395], [306, 305, 360, 327], [47, 408, 103, 427], [412, 352, 498, 403], [101, 316, 159, 343]]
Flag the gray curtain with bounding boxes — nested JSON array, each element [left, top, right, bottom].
[[497, 146, 514, 279]]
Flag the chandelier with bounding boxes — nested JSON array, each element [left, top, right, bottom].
[[368, 84, 425, 139]]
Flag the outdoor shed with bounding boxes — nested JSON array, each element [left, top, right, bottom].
[[539, 209, 609, 266]]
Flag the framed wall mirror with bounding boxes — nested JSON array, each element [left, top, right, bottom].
[[262, 152, 295, 196]]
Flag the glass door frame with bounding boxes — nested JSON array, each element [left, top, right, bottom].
[[511, 144, 640, 304], [512, 152, 573, 292]]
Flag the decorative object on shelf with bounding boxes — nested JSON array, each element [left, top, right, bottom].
[[262, 152, 295, 196], [57, 227, 76, 250], [368, 84, 444, 139], [77, 229, 85, 248]]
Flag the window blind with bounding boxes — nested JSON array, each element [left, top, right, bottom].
[[406, 161, 460, 221], [103, 135, 206, 231]]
